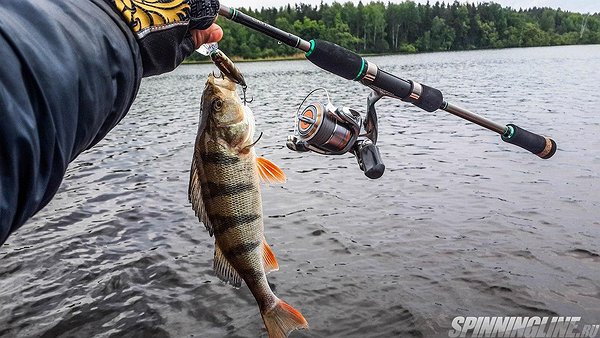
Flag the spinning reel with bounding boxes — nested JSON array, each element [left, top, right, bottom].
[[287, 89, 386, 179]]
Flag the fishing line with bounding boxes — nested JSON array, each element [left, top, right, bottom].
[[294, 88, 333, 136]]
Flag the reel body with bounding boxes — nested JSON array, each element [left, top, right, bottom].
[[287, 89, 386, 179]]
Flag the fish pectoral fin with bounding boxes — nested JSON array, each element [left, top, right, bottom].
[[214, 243, 243, 288], [189, 151, 214, 236], [256, 157, 286, 184], [262, 238, 279, 274]]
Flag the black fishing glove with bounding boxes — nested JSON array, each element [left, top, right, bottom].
[[111, 0, 220, 77]]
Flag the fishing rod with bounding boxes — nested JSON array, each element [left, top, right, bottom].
[[217, 4, 557, 178]]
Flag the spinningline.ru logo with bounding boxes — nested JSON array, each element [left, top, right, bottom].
[[448, 316, 599, 338]]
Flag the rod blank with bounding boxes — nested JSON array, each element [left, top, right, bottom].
[[219, 5, 311, 51], [442, 102, 507, 135]]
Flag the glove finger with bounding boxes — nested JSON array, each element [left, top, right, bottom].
[[190, 24, 223, 49], [189, 16, 217, 31], [189, 0, 220, 30], [180, 35, 196, 61]]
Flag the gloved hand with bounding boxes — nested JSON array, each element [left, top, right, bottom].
[[112, 0, 222, 77]]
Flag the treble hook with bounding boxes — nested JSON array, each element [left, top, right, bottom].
[[242, 86, 253, 105], [211, 70, 225, 79]]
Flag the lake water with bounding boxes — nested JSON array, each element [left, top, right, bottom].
[[1, 45, 599, 338]]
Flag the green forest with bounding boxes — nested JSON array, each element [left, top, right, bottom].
[[187, 1, 600, 61]]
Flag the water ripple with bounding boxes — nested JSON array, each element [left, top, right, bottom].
[[1, 45, 600, 337]]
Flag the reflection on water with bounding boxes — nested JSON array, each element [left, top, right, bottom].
[[1, 45, 599, 338]]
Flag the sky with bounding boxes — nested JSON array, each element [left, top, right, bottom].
[[230, 0, 600, 14]]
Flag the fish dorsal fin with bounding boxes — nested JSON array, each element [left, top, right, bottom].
[[263, 238, 279, 274], [214, 243, 243, 288], [188, 149, 213, 236], [256, 157, 286, 184]]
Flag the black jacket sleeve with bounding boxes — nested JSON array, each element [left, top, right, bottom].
[[0, 0, 143, 244]]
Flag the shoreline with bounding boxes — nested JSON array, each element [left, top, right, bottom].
[[182, 51, 400, 64], [181, 43, 596, 65], [182, 53, 306, 64]]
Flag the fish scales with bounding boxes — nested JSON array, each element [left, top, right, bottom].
[[189, 74, 308, 338], [198, 137, 265, 266]]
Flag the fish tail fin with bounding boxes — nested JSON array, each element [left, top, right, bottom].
[[261, 298, 308, 338]]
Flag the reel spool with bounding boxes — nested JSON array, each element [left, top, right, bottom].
[[287, 88, 385, 179], [295, 101, 361, 155]]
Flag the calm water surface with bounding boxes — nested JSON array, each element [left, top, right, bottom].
[[1, 45, 599, 337]]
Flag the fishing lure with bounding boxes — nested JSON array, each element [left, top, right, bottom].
[[211, 50, 250, 104], [198, 43, 250, 104]]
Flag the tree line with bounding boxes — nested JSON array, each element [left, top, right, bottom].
[[188, 1, 600, 60]]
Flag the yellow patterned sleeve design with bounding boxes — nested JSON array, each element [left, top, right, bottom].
[[114, 0, 190, 36]]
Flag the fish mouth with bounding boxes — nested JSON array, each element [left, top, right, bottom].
[[208, 72, 237, 91]]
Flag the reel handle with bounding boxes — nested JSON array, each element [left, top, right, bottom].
[[502, 124, 557, 159], [355, 141, 385, 179]]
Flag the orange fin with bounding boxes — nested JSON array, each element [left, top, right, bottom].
[[256, 157, 286, 184], [261, 299, 308, 338], [262, 239, 279, 274]]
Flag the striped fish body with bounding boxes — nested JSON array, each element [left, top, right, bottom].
[[189, 75, 307, 338], [193, 118, 271, 299]]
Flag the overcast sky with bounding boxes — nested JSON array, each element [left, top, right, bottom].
[[230, 0, 599, 14]]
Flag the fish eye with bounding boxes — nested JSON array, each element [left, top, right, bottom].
[[213, 99, 223, 111]]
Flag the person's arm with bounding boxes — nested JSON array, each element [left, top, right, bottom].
[[0, 0, 220, 244]]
